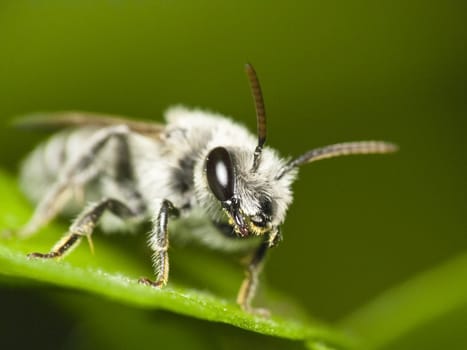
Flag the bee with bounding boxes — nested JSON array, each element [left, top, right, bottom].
[[14, 64, 397, 313]]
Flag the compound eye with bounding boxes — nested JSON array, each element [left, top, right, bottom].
[[206, 147, 235, 202], [250, 214, 267, 227]]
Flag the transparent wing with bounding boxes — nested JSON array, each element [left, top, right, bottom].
[[12, 111, 165, 138]]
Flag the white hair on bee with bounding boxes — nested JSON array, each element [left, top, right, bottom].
[[14, 63, 397, 313]]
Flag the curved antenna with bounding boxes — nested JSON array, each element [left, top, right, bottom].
[[276, 141, 398, 179], [245, 63, 267, 171]]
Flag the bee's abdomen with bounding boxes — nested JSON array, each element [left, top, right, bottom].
[[19, 128, 97, 204]]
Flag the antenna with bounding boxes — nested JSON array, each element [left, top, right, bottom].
[[276, 141, 398, 179], [245, 63, 267, 172]]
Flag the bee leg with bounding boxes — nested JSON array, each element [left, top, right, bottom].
[[27, 198, 140, 259], [236, 241, 269, 315], [18, 125, 132, 238], [139, 200, 179, 288]]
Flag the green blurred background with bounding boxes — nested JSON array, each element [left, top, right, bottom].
[[0, 1, 466, 349]]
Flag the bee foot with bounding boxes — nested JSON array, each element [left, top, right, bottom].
[[242, 305, 271, 318], [27, 252, 58, 259], [138, 277, 165, 288]]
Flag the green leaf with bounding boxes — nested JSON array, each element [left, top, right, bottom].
[[339, 252, 467, 349], [0, 170, 355, 349]]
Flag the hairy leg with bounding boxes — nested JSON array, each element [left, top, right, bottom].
[[28, 198, 142, 259], [237, 242, 269, 313], [139, 199, 179, 288]]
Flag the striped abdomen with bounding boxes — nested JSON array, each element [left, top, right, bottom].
[[20, 127, 100, 206]]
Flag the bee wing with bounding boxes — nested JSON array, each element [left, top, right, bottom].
[[12, 111, 165, 138]]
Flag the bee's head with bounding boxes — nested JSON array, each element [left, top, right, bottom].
[[202, 64, 397, 247], [204, 145, 295, 246]]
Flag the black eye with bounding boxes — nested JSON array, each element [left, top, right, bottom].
[[205, 147, 235, 202], [260, 197, 273, 217], [250, 214, 267, 227]]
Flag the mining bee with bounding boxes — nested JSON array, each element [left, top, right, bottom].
[[13, 64, 397, 313]]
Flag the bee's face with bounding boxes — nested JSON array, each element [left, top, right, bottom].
[[221, 196, 274, 238], [205, 146, 278, 239]]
